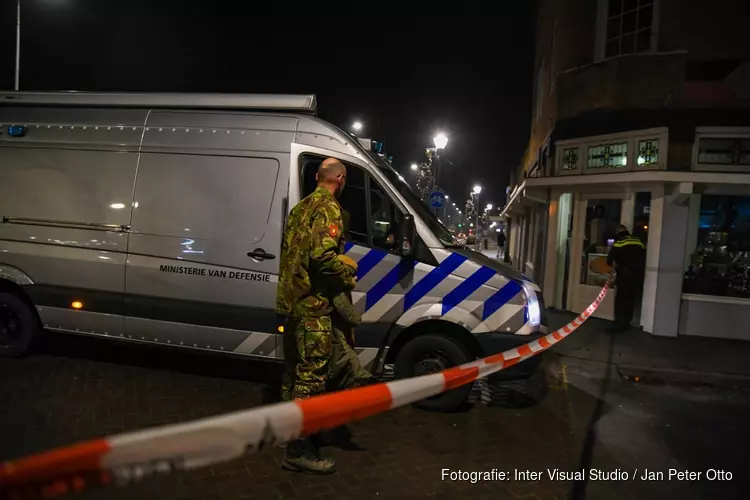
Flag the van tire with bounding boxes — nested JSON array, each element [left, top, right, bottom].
[[0, 291, 41, 358], [394, 334, 473, 412]]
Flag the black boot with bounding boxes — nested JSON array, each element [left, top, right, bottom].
[[281, 438, 336, 474]]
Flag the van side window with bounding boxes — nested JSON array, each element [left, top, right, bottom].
[[337, 167, 368, 245], [300, 156, 367, 246], [369, 179, 400, 252]]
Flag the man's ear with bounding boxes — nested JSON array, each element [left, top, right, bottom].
[[315, 173, 320, 182]]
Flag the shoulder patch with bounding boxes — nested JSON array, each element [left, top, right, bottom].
[[329, 224, 339, 238]]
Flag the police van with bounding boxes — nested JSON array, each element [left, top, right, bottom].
[[0, 92, 547, 411]]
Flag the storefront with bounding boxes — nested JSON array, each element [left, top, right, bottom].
[[502, 127, 750, 340]]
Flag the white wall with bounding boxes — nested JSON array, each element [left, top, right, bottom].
[[644, 185, 691, 337]]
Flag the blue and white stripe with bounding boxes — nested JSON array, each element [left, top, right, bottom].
[[341, 244, 533, 335]]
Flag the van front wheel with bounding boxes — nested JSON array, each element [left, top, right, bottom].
[[394, 334, 472, 412], [0, 292, 40, 358]]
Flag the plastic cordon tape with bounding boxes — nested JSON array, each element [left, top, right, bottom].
[[0, 283, 610, 494]]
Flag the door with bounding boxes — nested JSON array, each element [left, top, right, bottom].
[[298, 154, 403, 371], [568, 193, 629, 320], [123, 152, 287, 358]]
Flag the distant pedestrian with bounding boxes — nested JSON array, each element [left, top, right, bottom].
[[495, 229, 506, 258], [606, 224, 646, 333]]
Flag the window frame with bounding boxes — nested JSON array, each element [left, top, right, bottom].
[[692, 127, 750, 173], [555, 127, 668, 176], [298, 154, 403, 254], [595, 0, 661, 63]]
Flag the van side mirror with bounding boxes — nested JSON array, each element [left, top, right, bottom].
[[398, 214, 416, 257]]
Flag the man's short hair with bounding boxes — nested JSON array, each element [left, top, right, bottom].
[[317, 158, 346, 182]]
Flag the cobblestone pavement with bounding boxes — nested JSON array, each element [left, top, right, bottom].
[[1, 333, 747, 500]]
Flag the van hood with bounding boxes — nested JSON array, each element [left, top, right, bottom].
[[451, 247, 534, 285]]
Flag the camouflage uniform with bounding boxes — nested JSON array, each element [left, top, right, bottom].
[[277, 185, 356, 401]]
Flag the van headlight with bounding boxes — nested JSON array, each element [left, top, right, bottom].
[[521, 282, 541, 327]]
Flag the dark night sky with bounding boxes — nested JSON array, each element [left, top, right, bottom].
[[0, 1, 534, 208]]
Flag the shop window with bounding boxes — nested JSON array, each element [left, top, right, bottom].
[[587, 142, 628, 169], [581, 199, 622, 286], [684, 195, 750, 298], [637, 139, 659, 166], [697, 137, 750, 165]]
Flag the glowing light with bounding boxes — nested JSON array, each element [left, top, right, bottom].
[[433, 133, 448, 150], [410, 163, 418, 171], [352, 121, 363, 131], [71, 301, 83, 310], [109, 203, 125, 209], [473, 185, 482, 194]]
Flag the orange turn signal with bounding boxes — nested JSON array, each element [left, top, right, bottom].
[[71, 301, 83, 310]]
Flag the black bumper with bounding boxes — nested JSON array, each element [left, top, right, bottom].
[[477, 331, 546, 381]]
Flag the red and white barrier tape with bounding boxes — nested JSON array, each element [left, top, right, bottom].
[[0, 283, 609, 497]]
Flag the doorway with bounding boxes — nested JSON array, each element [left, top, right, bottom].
[[568, 193, 629, 320]]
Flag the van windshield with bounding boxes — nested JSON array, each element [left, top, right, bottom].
[[368, 154, 460, 248]]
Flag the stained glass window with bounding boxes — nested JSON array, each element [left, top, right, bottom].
[[604, 0, 655, 58], [561, 148, 578, 170], [637, 139, 659, 166], [587, 143, 628, 169], [697, 138, 750, 165]]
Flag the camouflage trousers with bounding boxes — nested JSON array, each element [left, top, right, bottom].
[[280, 315, 372, 401]]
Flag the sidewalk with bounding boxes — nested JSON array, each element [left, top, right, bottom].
[[546, 309, 750, 387]]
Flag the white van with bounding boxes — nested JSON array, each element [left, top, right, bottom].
[[0, 92, 547, 411]]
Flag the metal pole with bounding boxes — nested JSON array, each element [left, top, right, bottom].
[[15, 0, 21, 91], [433, 152, 440, 217], [476, 195, 481, 251]]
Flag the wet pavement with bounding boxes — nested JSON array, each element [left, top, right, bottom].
[[1, 332, 748, 500]]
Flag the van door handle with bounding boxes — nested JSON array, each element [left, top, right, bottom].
[[247, 248, 276, 260]]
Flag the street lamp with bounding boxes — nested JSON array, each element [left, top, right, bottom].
[[470, 185, 482, 250], [486, 204, 493, 211], [410, 163, 418, 171], [433, 133, 448, 150], [352, 121, 363, 132], [431, 133, 448, 216]]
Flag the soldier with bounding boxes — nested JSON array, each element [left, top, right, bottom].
[[276, 158, 356, 474]]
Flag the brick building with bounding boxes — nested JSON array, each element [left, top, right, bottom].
[[500, 0, 750, 339]]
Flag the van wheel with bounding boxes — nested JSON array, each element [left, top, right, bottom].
[[0, 292, 41, 358], [394, 334, 473, 412]]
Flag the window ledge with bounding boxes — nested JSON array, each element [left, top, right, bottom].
[[681, 293, 750, 306]]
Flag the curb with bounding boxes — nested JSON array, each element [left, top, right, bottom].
[[617, 364, 750, 388]]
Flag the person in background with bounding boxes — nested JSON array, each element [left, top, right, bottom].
[[606, 224, 646, 333], [496, 229, 506, 258]]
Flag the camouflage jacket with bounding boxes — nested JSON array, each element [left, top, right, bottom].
[[276, 185, 355, 318]]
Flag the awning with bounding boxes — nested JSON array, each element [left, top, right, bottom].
[[499, 180, 548, 218]]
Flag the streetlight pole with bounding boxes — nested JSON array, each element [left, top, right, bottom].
[[432, 133, 448, 217], [472, 185, 482, 250], [15, 0, 21, 91]]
